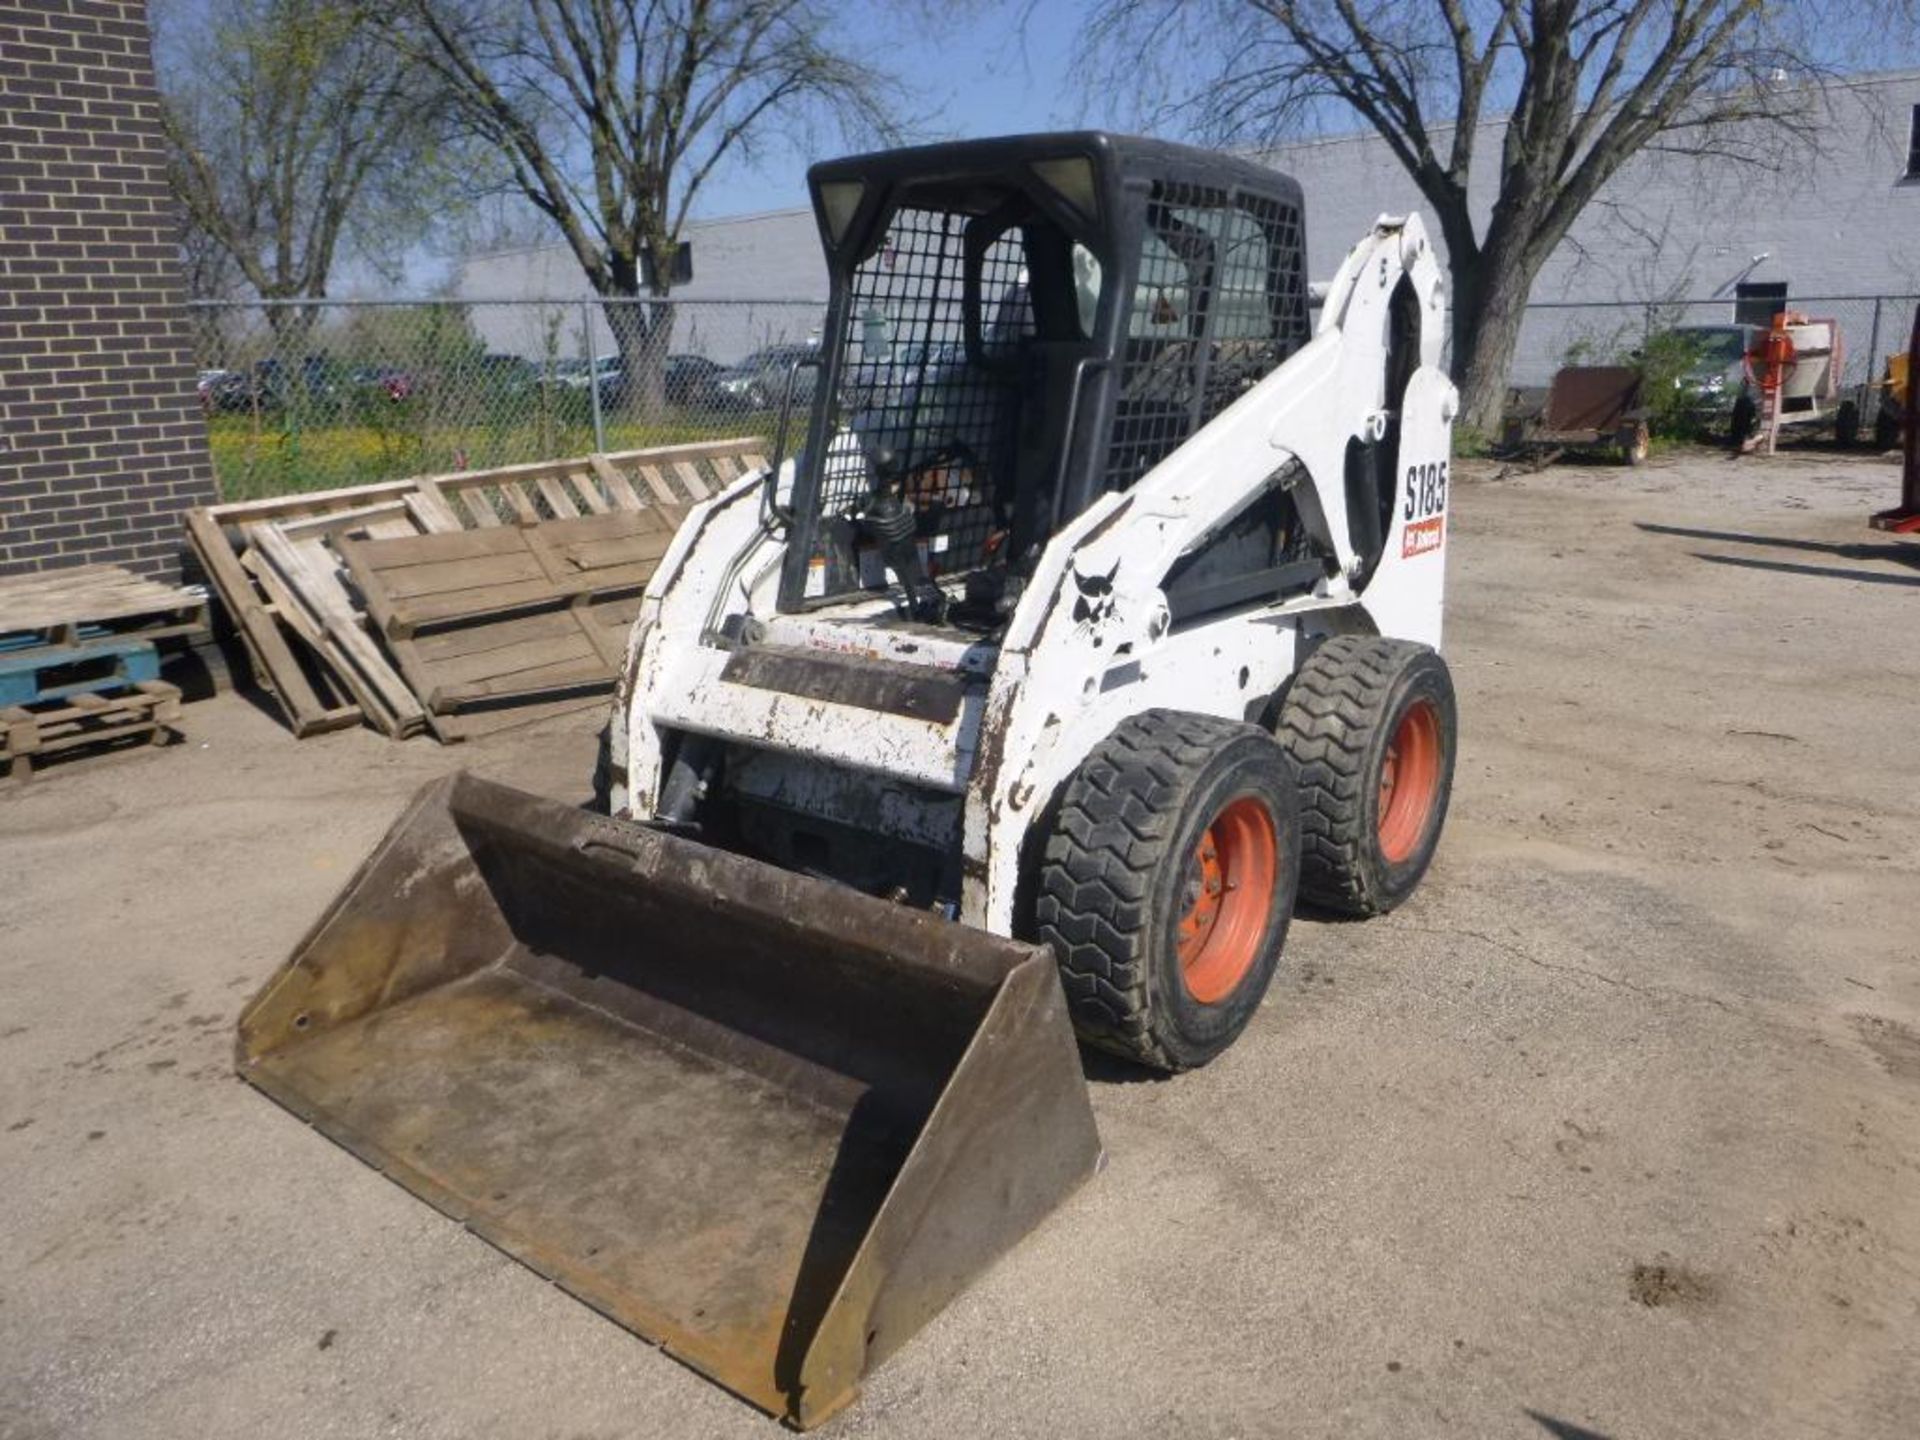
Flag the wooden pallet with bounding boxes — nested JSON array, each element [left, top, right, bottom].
[[0, 565, 209, 650], [336, 509, 679, 743], [184, 440, 766, 739], [2, 681, 182, 782], [0, 633, 162, 708]]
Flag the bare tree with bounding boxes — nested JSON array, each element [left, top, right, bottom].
[[155, 0, 454, 343], [1088, 0, 1849, 431], [388, 0, 897, 408]]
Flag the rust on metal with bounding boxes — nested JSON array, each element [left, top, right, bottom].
[[236, 772, 1100, 1426], [1538, 365, 1641, 438]]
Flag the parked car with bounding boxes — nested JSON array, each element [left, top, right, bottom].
[[547, 355, 623, 395], [1646, 323, 1755, 429], [196, 368, 238, 413], [715, 343, 821, 410], [664, 354, 729, 409], [351, 365, 416, 402], [417, 352, 539, 401]]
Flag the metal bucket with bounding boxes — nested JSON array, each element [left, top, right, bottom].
[[238, 772, 1100, 1426]]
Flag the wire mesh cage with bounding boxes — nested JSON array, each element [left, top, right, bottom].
[[188, 297, 826, 501], [1106, 181, 1310, 492], [807, 207, 1029, 591]]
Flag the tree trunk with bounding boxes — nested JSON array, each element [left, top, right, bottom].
[[604, 294, 675, 420], [1449, 241, 1542, 438], [262, 301, 324, 412]]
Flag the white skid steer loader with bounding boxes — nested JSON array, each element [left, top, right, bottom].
[[238, 133, 1458, 1427]]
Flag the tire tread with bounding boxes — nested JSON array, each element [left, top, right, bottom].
[[1035, 709, 1263, 1070]]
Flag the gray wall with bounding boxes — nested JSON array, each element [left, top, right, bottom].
[[1264, 70, 1920, 381], [455, 208, 827, 365], [452, 71, 1920, 385]]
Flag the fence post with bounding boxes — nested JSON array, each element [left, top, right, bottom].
[[584, 298, 607, 454], [1863, 298, 1884, 398]]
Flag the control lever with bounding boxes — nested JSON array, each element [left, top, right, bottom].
[[862, 491, 946, 623]]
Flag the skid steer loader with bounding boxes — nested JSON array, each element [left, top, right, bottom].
[[240, 133, 1458, 1427]]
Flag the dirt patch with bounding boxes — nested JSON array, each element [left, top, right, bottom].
[[1852, 1015, 1920, 1083], [1629, 1261, 1718, 1309]]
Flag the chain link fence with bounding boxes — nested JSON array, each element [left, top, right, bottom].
[[1510, 294, 1917, 388], [189, 298, 827, 500], [188, 291, 1920, 500]]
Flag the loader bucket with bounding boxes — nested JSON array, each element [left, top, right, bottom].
[[237, 772, 1099, 1427]]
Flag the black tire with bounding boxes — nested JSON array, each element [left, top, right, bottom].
[[589, 722, 614, 813], [1875, 403, 1901, 452], [1835, 399, 1861, 449], [1730, 392, 1758, 449], [1621, 421, 1650, 467], [1034, 710, 1301, 1072], [1274, 636, 1457, 917]]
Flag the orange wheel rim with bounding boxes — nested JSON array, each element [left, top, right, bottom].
[[1378, 698, 1442, 864], [1176, 796, 1279, 1004]]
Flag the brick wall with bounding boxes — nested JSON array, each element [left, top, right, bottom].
[[0, 0, 216, 582]]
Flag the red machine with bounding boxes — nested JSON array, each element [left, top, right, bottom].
[[1869, 303, 1920, 534], [1740, 311, 1843, 455]]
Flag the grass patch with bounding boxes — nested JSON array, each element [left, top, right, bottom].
[[206, 408, 780, 502]]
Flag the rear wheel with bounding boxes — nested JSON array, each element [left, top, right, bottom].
[[1875, 402, 1901, 452], [1730, 392, 1758, 449], [1274, 636, 1457, 917], [1034, 710, 1301, 1072], [1621, 421, 1650, 466]]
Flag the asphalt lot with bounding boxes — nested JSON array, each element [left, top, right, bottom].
[[4, 447, 1917, 1440]]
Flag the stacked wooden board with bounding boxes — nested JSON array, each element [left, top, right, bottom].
[[3, 683, 182, 782], [0, 564, 204, 781], [184, 440, 767, 741]]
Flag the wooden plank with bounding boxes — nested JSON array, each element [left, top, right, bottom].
[[500, 482, 541, 524], [458, 489, 503, 528], [205, 478, 422, 524], [566, 467, 611, 514], [198, 440, 759, 529], [670, 460, 711, 500], [184, 509, 345, 736], [340, 515, 670, 638], [364, 552, 551, 605], [246, 524, 424, 737], [0, 563, 207, 632], [0, 680, 182, 781], [633, 464, 681, 507], [408, 479, 466, 533], [533, 474, 582, 519], [275, 500, 412, 540], [406, 597, 640, 665], [589, 454, 646, 511], [242, 546, 377, 725], [336, 524, 541, 567]]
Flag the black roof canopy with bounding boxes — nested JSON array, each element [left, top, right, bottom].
[[806, 130, 1306, 259]]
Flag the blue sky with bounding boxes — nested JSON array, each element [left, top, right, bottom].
[[684, 2, 1098, 220]]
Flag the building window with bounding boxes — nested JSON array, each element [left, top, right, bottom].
[[1908, 104, 1920, 178], [1735, 281, 1789, 329]]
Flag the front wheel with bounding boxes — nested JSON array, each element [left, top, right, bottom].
[[1034, 711, 1301, 1072], [1274, 636, 1458, 917]]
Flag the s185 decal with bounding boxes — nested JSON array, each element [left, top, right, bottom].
[[1402, 459, 1447, 558]]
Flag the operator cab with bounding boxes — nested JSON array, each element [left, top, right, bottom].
[[777, 132, 1311, 631]]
